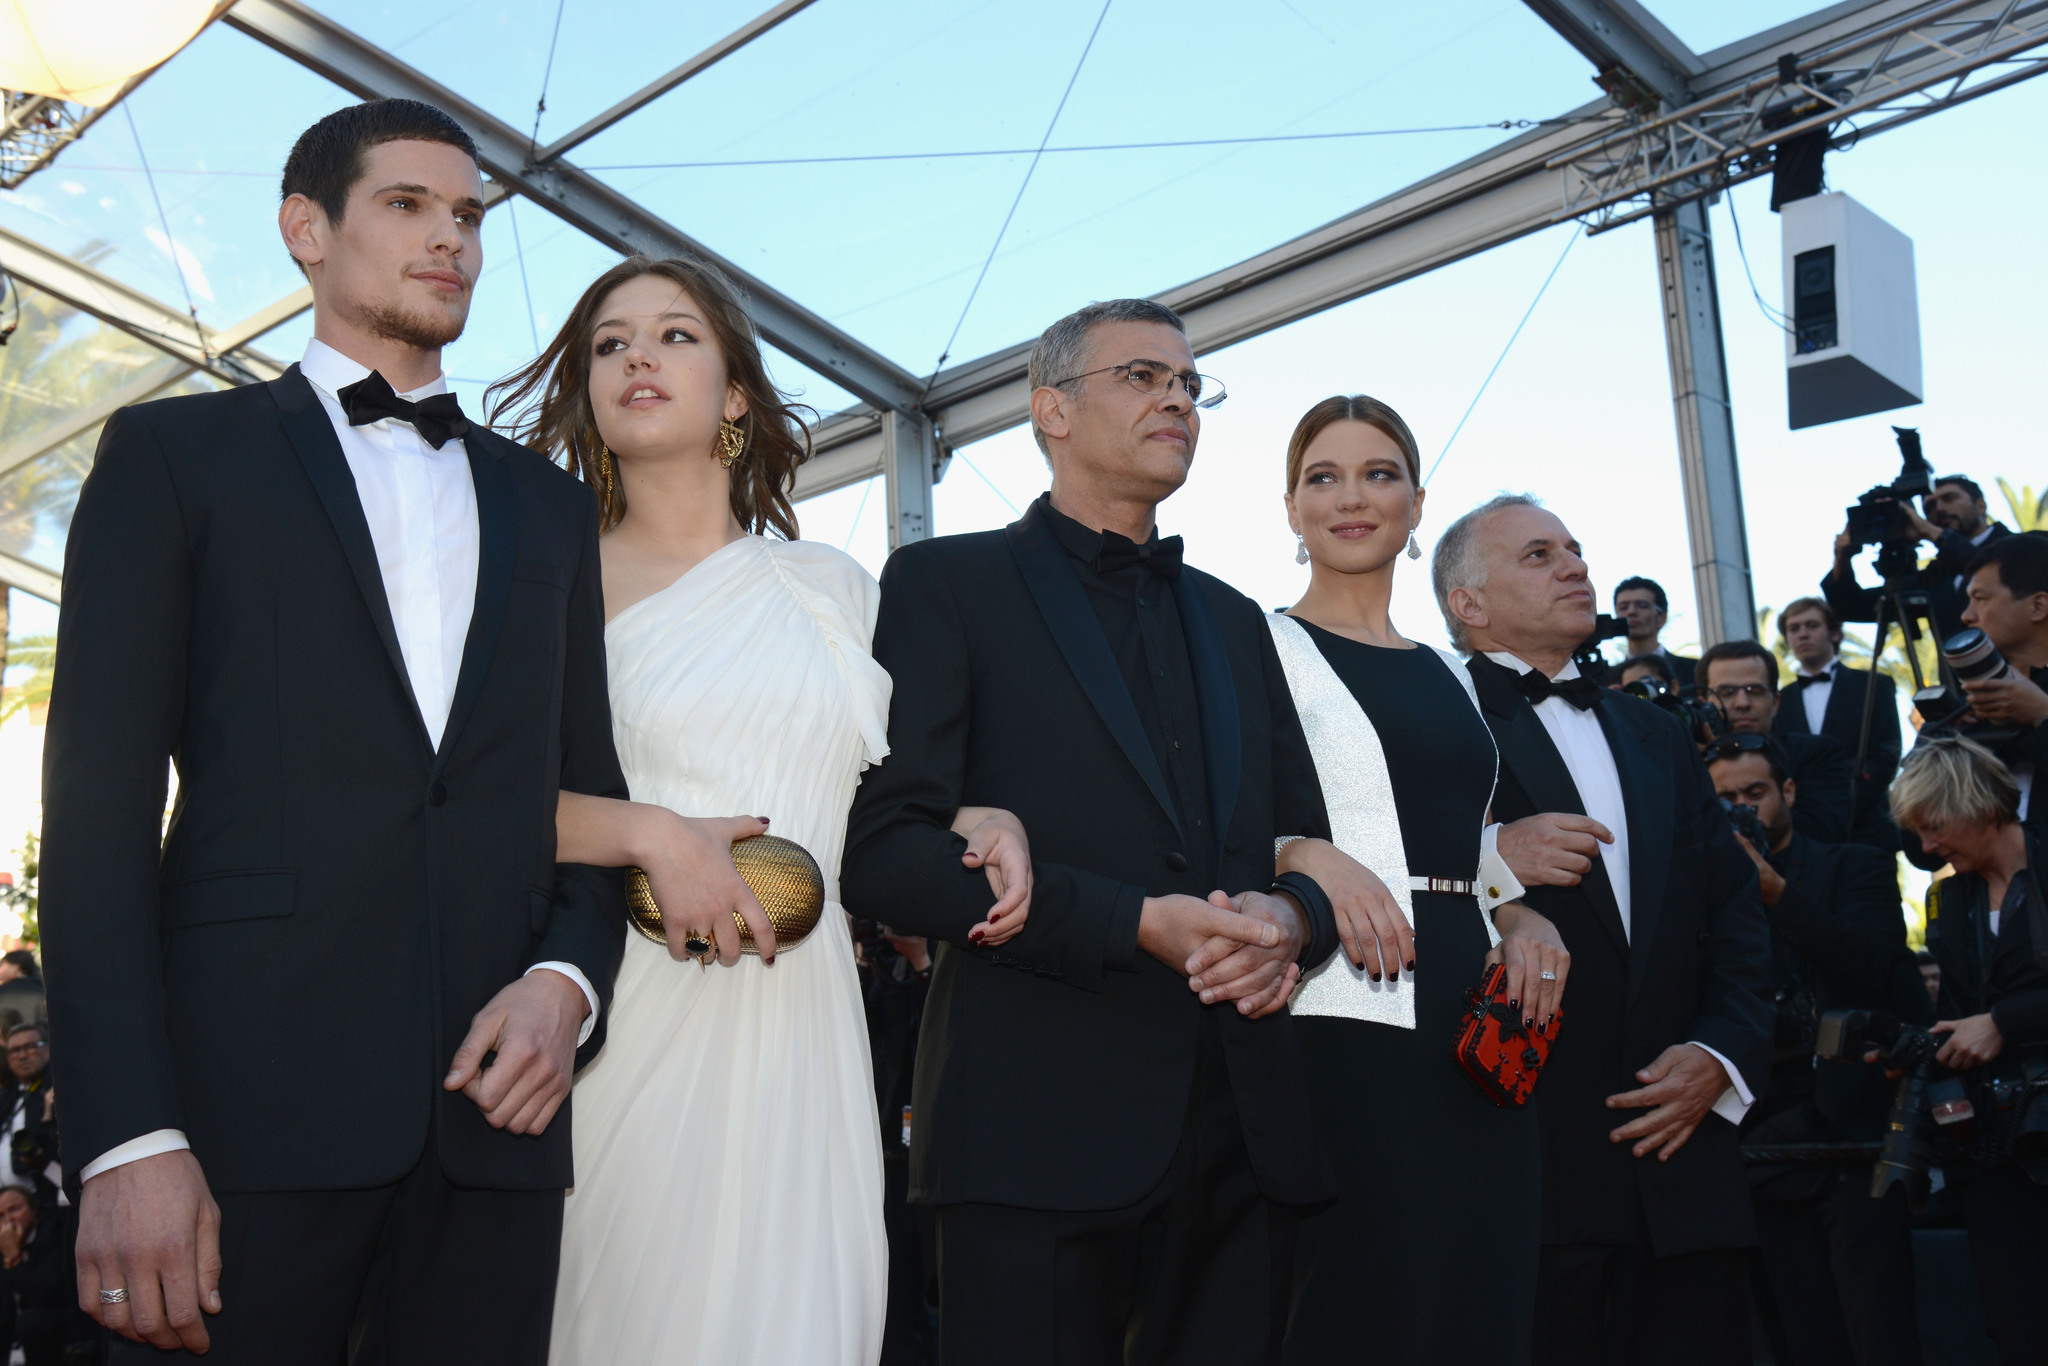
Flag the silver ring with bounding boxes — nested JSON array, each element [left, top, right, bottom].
[[100, 1288, 128, 1305], [1539, 971, 1557, 981]]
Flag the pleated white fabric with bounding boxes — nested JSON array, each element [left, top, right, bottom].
[[550, 535, 891, 1366]]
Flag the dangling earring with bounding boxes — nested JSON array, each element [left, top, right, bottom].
[[716, 419, 745, 470], [1295, 535, 1310, 566], [1406, 531, 1422, 561], [599, 443, 615, 499]]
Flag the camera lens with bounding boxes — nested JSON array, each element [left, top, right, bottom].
[[1943, 628, 2013, 686]]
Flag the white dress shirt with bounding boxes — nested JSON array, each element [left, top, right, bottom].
[[82, 340, 597, 1183], [1482, 651, 1752, 1125], [1799, 656, 1838, 735]]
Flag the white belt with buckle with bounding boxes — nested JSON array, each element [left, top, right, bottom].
[[1410, 876, 1488, 896]]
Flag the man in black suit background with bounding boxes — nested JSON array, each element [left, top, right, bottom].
[[1776, 596, 1902, 848], [1433, 494, 1772, 1366], [1701, 640, 1855, 844], [1707, 737, 1927, 1366], [1613, 576, 1697, 687], [41, 101, 629, 1362], [1825, 474, 2011, 643], [843, 298, 1368, 1365]]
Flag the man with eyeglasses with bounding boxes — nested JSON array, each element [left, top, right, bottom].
[[1613, 578, 1697, 688], [845, 297, 1361, 1365], [1704, 737, 1927, 1366], [1699, 641, 1853, 844], [0, 1025, 59, 1213]]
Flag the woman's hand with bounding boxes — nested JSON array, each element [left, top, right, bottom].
[[555, 793, 777, 965], [952, 807, 1034, 946], [1276, 838, 1412, 981], [1932, 1013, 2003, 1069], [1487, 902, 1570, 1027]]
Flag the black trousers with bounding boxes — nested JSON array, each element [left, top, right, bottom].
[[934, 1012, 1296, 1366], [1752, 1172, 1920, 1366], [105, 1135, 562, 1366], [1956, 1164, 2048, 1366], [1532, 1241, 1750, 1366]]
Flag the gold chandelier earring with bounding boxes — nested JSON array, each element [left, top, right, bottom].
[[598, 443, 616, 499], [716, 419, 746, 470]]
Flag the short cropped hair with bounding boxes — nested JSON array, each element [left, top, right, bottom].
[[1935, 475, 1987, 507], [282, 99, 479, 230], [1026, 299, 1186, 456], [4, 1021, 43, 1044], [0, 950, 36, 979], [1891, 733, 2020, 832], [1431, 493, 1541, 654], [1707, 733, 1791, 785], [1700, 639, 1780, 693], [1778, 596, 1839, 638], [1964, 532, 2048, 601], [1613, 576, 1668, 613], [1620, 653, 1674, 683]]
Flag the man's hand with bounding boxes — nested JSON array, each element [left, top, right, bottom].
[[76, 1149, 221, 1352], [1898, 502, 1944, 545], [444, 968, 589, 1135], [1487, 902, 1570, 1026], [1961, 672, 2048, 728], [1184, 890, 1306, 1018], [1932, 1013, 2004, 1069], [1136, 893, 1285, 1003], [642, 813, 776, 964], [1730, 833, 1786, 908], [1276, 837, 1412, 980], [1497, 813, 1614, 887], [1834, 524, 1856, 566], [1605, 1043, 1730, 1161]]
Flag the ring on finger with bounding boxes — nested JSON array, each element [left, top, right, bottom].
[[100, 1288, 129, 1305], [1540, 970, 1557, 981]]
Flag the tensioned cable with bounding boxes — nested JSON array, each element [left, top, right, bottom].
[[1422, 224, 1582, 488], [923, 0, 1116, 387], [121, 105, 209, 361], [506, 198, 541, 353], [1722, 190, 1795, 335], [529, 0, 570, 155], [588, 118, 1584, 171]]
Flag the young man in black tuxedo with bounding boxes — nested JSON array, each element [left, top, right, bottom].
[[1434, 495, 1773, 1366], [1776, 596, 1902, 848], [842, 299, 1363, 1365], [1613, 576, 1697, 687], [40, 101, 629, 1362], [1707, 738, 1927, 1366], [1700, 640, 1855, 844]]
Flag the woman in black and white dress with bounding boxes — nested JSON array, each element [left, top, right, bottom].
[[1274, 396, 1569, 1365]]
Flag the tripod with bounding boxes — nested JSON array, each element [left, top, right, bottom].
[[1847, 572, 1946, 834]]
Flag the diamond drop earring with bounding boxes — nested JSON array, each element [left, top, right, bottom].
[[1295, 535, 1310, 565], [1406, 532, 1422, 561]]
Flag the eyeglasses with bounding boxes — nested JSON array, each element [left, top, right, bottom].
[[1709, 683, 1773, 702], [1704, 732, 1773, 761], [1050, 358, 1226, 410], [5, 1043, 43, 1056]]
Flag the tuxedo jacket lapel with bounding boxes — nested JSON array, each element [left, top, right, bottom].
[[1174, 575, 1240, 866], [1778, 679, 1815, 736], [1470, 656, 1631, 958], [1597, 696, 1673, 1003], [435, 431, 514, 769], [268, 366, 432, 754], [1006, 509, 1181, 837]]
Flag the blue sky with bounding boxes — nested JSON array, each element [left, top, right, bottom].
[[2, 0, 2042, 654]]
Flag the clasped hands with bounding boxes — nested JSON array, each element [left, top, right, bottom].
[[1144, 889, 1304, 1018]]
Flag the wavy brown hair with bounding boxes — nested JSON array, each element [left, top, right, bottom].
[[1284, 394, 1421, 494], [486, 255, 814, 538]]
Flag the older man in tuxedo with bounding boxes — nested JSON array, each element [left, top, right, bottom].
[[1433, 494, 1773, 1366]]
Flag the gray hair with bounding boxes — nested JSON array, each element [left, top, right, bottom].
[[1431, 493, 1542, 653], [1891, 733, 2021, 833], [1026, 298, 1186, 456]]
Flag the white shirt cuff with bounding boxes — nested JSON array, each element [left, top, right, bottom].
[[80, 1129, 190, 1183], [1687, 1041, 1755, 1126], [527, 962, 600, 1047], [1477, 824, 1526, 913]]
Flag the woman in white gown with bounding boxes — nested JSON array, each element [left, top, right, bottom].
[[488, 256, 1028, 1364]]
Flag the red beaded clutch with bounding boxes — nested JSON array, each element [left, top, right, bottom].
[[1451, 962, 1562, 1108]]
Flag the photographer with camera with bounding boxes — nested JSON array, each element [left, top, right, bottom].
[[1707, 735, 1928, 1366], [0, 1025, 58, 1213], [1827, 465, 2011, 645], [1700, 641, 1855, 844], [1613, 578, 1699, 687], [1776, 597, 1902, 849], [1891, 736, 2048, 1366]]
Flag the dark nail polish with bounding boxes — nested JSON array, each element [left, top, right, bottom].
[[1370, 973, 1381, 982], [1405, 960, 1416, 972], [1524, 1017, 1534, 1028], [1509, 999, 1519, 1010]]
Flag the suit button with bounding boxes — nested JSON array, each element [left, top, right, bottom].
[[430, 782, 447, 807], [1166, 852, 1188, 872]]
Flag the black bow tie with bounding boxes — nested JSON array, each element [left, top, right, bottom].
[[1094, 532, 1183, 580], [336, 370, 471, 449], [1516, 668, 1602, 711]]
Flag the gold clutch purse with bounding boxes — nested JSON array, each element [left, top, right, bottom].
[[626, 834, 825, 958]]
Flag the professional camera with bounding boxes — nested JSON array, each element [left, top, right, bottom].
[[1718, 797, 1770, 852], [1985, 1052, 2048, 1186], [1844, 426, 1935, 581], [1815, 1008, 1973, 1208], [1572, 613, 1630, 687], [8, 1124, 49, 1178], [1914, 627, 2025, 754], [1628, 674, 1731, 749]]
